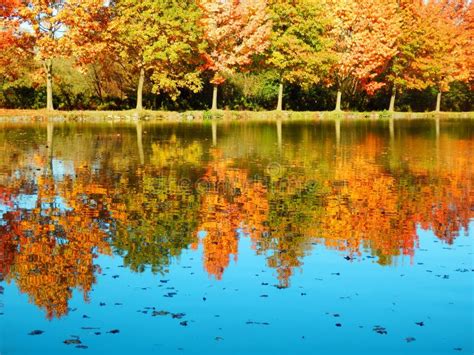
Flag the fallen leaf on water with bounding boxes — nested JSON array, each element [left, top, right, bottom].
[[28, 330, 44, 336]]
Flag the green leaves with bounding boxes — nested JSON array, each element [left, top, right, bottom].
[[267, 0, 334, 86], [109, 0, 204, 99]]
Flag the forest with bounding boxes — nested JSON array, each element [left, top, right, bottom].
[[0, 0, 473, 112]]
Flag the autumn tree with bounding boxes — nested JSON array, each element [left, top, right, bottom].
[[266, 0, 333, 111], [384, 0, 421, 112], [107, 0, 204, 110], [12, 1, 68, 110], [386, 0, 471, 112], [5, 1, 107, 110], [198, 0, 271, 110], [327, 0, 401, 111], [418, 0, 470, 112]]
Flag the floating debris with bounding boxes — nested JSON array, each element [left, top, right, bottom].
[[152, 310, 170, 317], [28, 330, 44, 336], [246, 321, 270, 326], [373, 326, 388, 335], [172, 313, 186, 319]]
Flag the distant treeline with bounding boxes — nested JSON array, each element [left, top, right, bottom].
[[1, 0, 473, 112]]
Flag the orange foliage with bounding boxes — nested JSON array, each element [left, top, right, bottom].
[[196, 150, 269, 279], [3, 168, 112, 319], [198, 0, 271, 84]]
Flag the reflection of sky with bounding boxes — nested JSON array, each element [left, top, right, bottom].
[[16, 194, 37, 210], [0, 192, 72, 225], [2, 224, 472, 354], [52, 160, 75, 180], [0, 203, 10, 225]]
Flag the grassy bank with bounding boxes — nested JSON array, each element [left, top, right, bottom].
[[0, 109, 473, 123]]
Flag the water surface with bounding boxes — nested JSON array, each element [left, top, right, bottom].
[[0, 119, 473, 354]]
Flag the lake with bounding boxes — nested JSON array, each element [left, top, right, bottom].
[[0, 119, 473, 354]]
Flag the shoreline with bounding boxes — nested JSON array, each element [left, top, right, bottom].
[[0, 109, 473, 123]]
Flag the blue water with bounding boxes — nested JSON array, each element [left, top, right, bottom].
[[1, 226, 472, 354], [0, 120, 473, 354]]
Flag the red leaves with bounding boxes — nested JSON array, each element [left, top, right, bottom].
[[0, 0, 19, 17]]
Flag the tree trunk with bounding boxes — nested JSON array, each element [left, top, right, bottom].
[[212, 85, 218, 110], [136, 122, 144, 165], [212, 120, 217, 146], [389, 118, 394, 140], [335, 91, 342, 111], [435, 91, 442, 112], [276, 119, 282, 150], [136, 67, 145, 110], [46, 122, 54, 172], [276, 82, 283, 111], [47, 122, 54, 159], [44, 59, 54, 111], [389, 88, 396, 112]]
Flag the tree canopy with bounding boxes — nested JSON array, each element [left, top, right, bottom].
[[0, 0, 472, 112]]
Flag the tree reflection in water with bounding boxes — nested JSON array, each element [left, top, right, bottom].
[[0, 121, 472, 317]]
